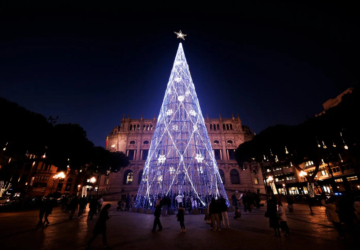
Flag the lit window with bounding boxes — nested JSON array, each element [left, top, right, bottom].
[[126, 172, 133, 184], [111, 144, 116, 148]]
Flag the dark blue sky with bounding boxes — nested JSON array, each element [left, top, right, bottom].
[[0, 3, 358, 147]]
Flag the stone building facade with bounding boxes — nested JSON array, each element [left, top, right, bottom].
[[99, 114, 265, 200]]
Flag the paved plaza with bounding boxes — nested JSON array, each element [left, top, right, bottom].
[[0, 202, 356, 250]]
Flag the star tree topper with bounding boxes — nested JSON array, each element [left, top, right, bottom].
[[174, 30, 187, 40]]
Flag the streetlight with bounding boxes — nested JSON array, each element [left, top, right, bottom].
[[51, 171, 65, 193]]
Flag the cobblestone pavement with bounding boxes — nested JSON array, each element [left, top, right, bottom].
[[0, 202, 357, 250]]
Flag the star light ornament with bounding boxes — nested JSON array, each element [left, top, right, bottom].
[[158, 155, 166, 164], [166, 109, 173, 116], [195, 153, 204, 163], [178, 95, 185, 102], [189, 110, 197, 116], [174, 30, 187, 40]]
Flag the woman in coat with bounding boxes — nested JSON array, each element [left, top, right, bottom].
[[87, 204, 111, 249], [267, 195, 280, 236]]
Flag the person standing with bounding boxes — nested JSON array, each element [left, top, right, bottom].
[[44, 198, 54, 226], [152, 196, 163, 232], [209, 198, 221, 231], [220, 196, 230, 228], [177, 203, 186, 232], [36, 199, 46, 227], [86, 204, 111, 249], [267, 195, 280, 236], [98, 196, 104, 213], [277, 201, 289, 236], [321, 197, 343, 239]]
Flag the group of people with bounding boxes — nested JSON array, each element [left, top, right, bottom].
[[116, 193, 133, 211]]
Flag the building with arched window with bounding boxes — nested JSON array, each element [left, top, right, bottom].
[[99, 114, 265, 200]]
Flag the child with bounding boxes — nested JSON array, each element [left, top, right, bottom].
[[177, 203, 186, 232], [277, 201, 289, 236]]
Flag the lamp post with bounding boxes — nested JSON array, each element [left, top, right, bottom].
[[89, 177, 96, 195], [267, 176, 277, 195]]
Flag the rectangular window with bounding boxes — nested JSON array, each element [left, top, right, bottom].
[[142, 150, 149, 160], [214, 149, 221, 160], [105, 178, 109, 185], [347, 176, 358, 181], [334, 178, 343, 182], [228, 149, 235, 160], [128, 150, 135, 160], [254, 178, 259, 184]]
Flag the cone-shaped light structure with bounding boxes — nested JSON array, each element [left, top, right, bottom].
[[135, 43, 229, 208]]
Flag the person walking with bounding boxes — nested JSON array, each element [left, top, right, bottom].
[[321, 197, 344, 239], [125, 194, 130, 211], [88, 197, 99, 220], [86, 204, 111, 249], [44, 198, 54, 226], [287, 196, 294, 212], [220, 196, 230, 228], [209, 197, 221, 231], [36, 199, 46, 227], [152, 196, 163, 232], [266, 195, 280, 236], [78, 197, 86, 216], [98, 196, 104, 213], [277, 201, 289, 236], [69, 196, 78, 220], [177, 203, 186, 232]]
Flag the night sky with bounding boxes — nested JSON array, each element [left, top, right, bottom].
[[0, 3, 358, 147]]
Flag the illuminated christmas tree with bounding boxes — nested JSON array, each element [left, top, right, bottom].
[[135, 36, 229, 208]]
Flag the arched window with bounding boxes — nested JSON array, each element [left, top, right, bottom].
[[227, 124, 230, 130], [214, 140, 219, 144], [143, 141, 149, 144], [130, 124, 133, 130], [210, 124, 212, 130], [230, 124, 233, 130], [223, 124, 226, 130], [219, 169, 225, 184], [227, 140, 233, 144], [230, 169, 240, 184], [213, 124, 216, 131], [217, 124, 220, 130], [123, 170, 133, 185], [130, 141, 136, 145], [137, 124, 140, 130], [138, 170, 143, 184]]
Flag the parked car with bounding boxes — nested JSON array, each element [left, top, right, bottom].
[[0, 197, 10, 206]]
